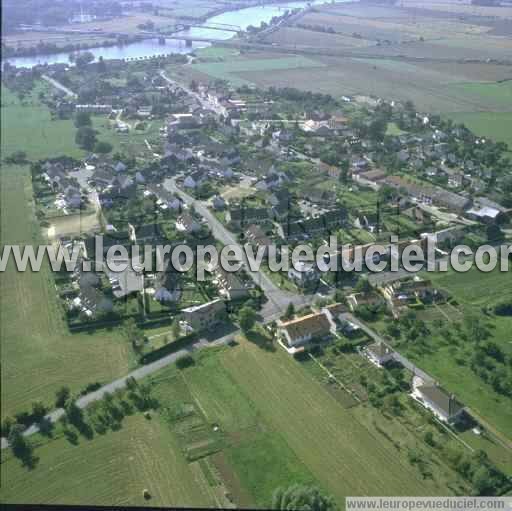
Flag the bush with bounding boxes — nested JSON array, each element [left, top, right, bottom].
[[176, 354, 195, 369], [494, 300, 512, 316]]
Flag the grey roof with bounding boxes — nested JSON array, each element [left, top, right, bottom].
[[417, 384, 464, 418]]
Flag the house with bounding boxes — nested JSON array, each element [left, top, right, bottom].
[[150, 186, 183, 211], [288, 261, 319, 288], [134, 224, 165, 245], [181, 299, 226, 332], [322, 302, 348, 325], [214, 268, 250, 301], [380, 276, 434, 310], [153, 270, 182, 303], [176, 213, 200, 233], [346, 292, 384, 312], [466, 206, 502, 224], [107, 257, 144, 299], [244, 224, 273, 258], [75, 104, 112, 114], [77, 270, 113, 316], [212, 195, 227, 211], [412, 377, 465, 423], [226, 206, 269, 229], [278, 312, 332, 349], [365, 342, 394, 367]]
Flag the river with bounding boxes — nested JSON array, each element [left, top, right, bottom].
[[4, 0, 334, 69]]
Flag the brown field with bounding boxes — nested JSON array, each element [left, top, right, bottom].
[[52, 13, 173, 34], [236, 54, 512, 112], [264, 26, 372, 49]]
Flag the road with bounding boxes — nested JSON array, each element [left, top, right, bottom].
[[164, 177, 315, 316], [42, 74, 77, 98], [1, 330, 235, 449], [159, 70, 225, 116], [341, 312, 435, 384]]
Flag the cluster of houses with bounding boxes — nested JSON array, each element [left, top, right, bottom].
[[275, 302, 466, 423]]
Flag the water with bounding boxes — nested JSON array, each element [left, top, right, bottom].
[[4, 0, 334, 69]]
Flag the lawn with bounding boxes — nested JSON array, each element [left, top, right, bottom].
[[0, 414, 214, 507]]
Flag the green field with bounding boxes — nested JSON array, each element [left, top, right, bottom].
[[1, 85, 83, 160], [0, 413, 215, 507], [0, 86, 135, 415], [448, 81, 512, 110], [215, 338, 440, 501], [0, 165, 133, 415], [411, 267, 512, 438], [188, 56, 326, 87], [445, 111, 512, 149], [1, 340, 446, 507]]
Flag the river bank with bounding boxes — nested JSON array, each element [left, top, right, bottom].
[[2, 0, 332, 69]]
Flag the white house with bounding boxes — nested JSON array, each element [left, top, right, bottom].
[[365, 341, 394, 367], [412, 377, 465, 423], [278, 312, 332, 349]]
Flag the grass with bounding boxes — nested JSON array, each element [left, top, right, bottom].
[[188, 56, 325, 87], [0, 84, 137, 415], [404, 266, 512, 437], [449, 81, 512, 109], [386, 122, 406, 136], [444, 111, 512, 149], [219, 336, 438, 501], [0, 414, 214, 507], [0, 165, 133, 415], [1, 85, 83, 160]]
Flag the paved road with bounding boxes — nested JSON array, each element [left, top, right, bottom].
[[160, 70, 225, 116], [341, 312, 435, 384], [164, 177, 315, 315], [42, 74, 77, 98], [1, 331, 235, 450]]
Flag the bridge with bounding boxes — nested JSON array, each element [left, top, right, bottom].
[[173, 21, 241, 33]]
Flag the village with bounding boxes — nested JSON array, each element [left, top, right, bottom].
[[2, 49, 512, 502]]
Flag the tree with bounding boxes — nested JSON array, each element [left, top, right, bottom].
[[97, 55, 107, 73], [272, 484, 335, 511], [172, 319, 181, 341], [1, 416, 14, 436], [65, 400, 83, 426], [74, 111, 92, 128], [31, 401, 47, 422], [75, 126, 97, 151], [75, 51, 95, 68], [94, 141, 113, 154], [4, 150, 28, 165], [238, 306, 257, 333], [8, 424, 32, 460], [283, 302, 295, 320], [55, 386, 71, 408], [123, 318, 146, 352]]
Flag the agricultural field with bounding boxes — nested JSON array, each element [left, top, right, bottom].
[[444, 111, 512, 149], [0, 165, 134, 416], [0, 413, 214, 507], [183, 55, 326, 88], [237, 54, 512, 113], [0, 85, 143, 416], [1, 85, 83, 160], [395, 266, 512, 438]]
